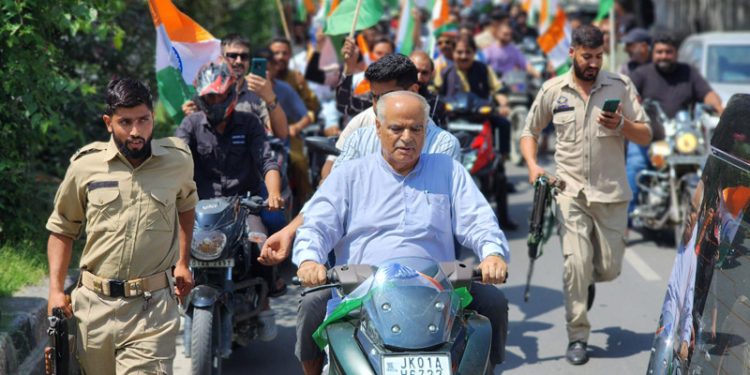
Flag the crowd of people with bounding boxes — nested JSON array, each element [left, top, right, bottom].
[[43, 0, 728, 373]]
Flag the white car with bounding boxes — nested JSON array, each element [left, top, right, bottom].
[[679, 32, 750, 105]]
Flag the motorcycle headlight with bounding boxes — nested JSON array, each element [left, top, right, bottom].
[[445, 103, 454, 112], [649, 140, 671, 170], [478, 106, 492, 115], [191, 230, 227, 260], [675, 131, 699, 154]]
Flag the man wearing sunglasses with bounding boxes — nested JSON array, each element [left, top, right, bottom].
[[182, 34, 289, 140]]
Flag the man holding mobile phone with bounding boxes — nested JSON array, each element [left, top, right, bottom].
[[181, 34, 289, 140], [520, 25, 652, 365]]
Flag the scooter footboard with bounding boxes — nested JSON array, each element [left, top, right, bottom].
[[327, 322, 376, 375], [458, 313, 493, 375]]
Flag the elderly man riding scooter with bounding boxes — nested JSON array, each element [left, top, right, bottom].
[[294, 90, 510, 375]]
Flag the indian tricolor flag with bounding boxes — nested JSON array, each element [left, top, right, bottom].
[[148, 0, 221, 122], [427, 0, 456, 57], [395, 0, 416, 56], [532, 0, 571, 73]]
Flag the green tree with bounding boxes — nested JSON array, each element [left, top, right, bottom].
[[0, 0, 277, 243]]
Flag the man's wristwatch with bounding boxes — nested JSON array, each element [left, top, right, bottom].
[[266, 96, 279, 112], [615, 115, 625, 132]]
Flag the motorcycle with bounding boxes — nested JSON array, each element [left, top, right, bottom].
[[630, 101, 715, 245], [304, 134, 340, 187], [182, 195, 272, 375], [303, 256, 493, 375], [444, 92, 510, 224]]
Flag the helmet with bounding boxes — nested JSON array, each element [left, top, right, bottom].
[[193, 61, 238, 126]]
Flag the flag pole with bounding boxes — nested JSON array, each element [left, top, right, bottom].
[[609, 5, 616, 72], [276, 0, 292, 41], [349, 0, 364, 39], [342, 0, 364, 73]]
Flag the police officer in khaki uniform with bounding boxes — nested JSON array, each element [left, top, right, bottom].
[[46, 78, 198, 374], [520, 25, 652, 365]]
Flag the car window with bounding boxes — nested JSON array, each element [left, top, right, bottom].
[[680, 41, 703, 70], [707, 45, 750, 84]]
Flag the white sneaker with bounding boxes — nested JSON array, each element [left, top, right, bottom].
[[258, 310, 277, 342]]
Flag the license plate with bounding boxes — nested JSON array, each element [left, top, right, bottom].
[[189, 259, 234, 268], [382, 354, 451, 375]]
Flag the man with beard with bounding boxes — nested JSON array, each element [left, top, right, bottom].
[[410, 50, 448, 128], [46, 78, 198, 374], [630, 33, 724, 119], [520, 25, 652, 365]]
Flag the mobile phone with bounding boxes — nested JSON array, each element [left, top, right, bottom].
[[250, 58, 267, 77], [602, 99, 620, 113]]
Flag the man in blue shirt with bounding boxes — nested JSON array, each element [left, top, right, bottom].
[[294, 91, 510, 375]]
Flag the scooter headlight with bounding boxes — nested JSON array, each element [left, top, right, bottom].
[[445, 103, 454, 112], [191, 230, 227, 260], [675, 131, 699, 154], [649, 140, 671, 170], [478, 106, 492, 115]]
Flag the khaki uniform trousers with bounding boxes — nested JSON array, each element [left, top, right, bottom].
[[555, 193, 628, 343], [71, 286, 179, 374]]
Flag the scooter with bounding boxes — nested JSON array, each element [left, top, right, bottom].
[[182, 195, 272, 375], [301, 257, 494, 375]]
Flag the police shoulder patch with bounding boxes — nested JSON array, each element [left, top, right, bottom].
[[70, 142, 107, 162]]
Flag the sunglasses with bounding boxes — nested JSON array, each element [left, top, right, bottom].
[[437, 40, 455, 46], [224, 52, 250, 61]]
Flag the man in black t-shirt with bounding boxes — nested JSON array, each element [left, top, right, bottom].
[[630, 33, 723, 118], [626, 33, 723, 227]]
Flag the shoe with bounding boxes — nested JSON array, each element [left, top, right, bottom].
[[587, 284, 595, 311], [258, 310, 277, 342], [566, 341, 589, 365]]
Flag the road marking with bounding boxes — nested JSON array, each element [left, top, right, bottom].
[[624, 249, 661, 281]]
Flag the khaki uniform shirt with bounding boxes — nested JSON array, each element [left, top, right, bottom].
[[46, 137, 198, 280], [521, 69, 650, 203]]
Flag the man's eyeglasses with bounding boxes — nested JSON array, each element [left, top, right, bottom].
[[224, 52, 250, 61]]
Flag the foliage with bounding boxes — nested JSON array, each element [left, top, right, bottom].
[[0, 0, 277, 293], [0, 240, 48, 297]]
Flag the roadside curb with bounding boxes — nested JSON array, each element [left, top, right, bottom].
[[0, 272, 78, 375]]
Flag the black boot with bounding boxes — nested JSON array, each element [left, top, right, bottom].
[[566, 341, 589, 365]]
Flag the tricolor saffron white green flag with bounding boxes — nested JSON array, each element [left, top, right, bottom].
[[535, 1, 571, 73], [296, 0, 316, 22], [427, 0, 456, 57], [324, 0, 384, 36], [595, 0, 615, 22], [148, 0, 220, 123], [396, 0, 417, 56]]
